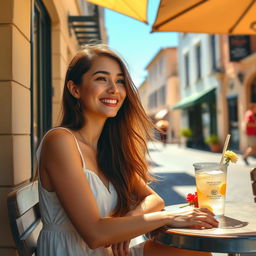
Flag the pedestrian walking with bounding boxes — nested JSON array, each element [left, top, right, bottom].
[[243, 103, 256, 165], [156, 120, 169, 146]]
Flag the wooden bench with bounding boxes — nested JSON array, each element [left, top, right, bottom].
[[251, 168, 256, 203], [7, 181, 42, 256]]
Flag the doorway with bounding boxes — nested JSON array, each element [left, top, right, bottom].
[[227, 96, 239, 150], [31, 0, 52, 174]]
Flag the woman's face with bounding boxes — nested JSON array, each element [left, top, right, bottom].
[[79, 56, 127, 120]]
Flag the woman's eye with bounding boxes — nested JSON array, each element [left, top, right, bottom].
[[96, 76, 107, 81], [116, 79, 125, 85]]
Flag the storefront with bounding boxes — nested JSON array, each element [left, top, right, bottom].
[[173, 87, 217, 149]]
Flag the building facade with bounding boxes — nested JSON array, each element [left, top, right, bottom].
[[0, 0, 106, 254], [138, 79, 148, 112], [142, 47, 180, 142], [174, 33, 221, 149], [175, 33, 256, 152], [219, 35, 256, 151]]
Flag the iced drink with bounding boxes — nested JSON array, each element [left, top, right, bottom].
[[193, 162, 227, 217]]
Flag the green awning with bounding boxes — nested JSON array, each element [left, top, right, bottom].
[[172, 87, 216, 110]]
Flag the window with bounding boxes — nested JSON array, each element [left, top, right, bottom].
[[148, 91, 158, 109], [31, 0, 52, 174], [158, 85, 166, 105], [195, 43, 202, 80], [148, 94, 153, 109], [153, 91, 157, 108], [184, 53, 190, 88], [210, 35, 217, 71]]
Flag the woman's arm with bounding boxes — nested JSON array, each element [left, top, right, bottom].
[[41, 130, 218, 249], [126, 175, 165, 216], [110, 176, 164, 256]]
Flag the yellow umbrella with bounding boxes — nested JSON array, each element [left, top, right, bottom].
[[152, 0, 256, 34], [85, 0, 148, 23]]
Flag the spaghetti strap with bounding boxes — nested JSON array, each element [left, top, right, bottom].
[[36, 127, 86, 170]]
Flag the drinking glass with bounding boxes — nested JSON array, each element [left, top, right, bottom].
[[193, 162, 227, 217]]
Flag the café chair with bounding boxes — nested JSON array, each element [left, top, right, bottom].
[[251, 168, 256, 203], [7, 181, 42, 256]]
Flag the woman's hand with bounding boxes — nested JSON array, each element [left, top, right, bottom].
[[111, 240, 130, 256], [110, 210, 135, 256], [168, 207, 219, 229]]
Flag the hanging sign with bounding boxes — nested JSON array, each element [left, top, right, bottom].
[[229, 35, 251, 62]]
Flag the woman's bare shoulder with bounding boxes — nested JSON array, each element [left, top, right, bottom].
[[40, 128, 83, 172], [42, 128, 77, 153]]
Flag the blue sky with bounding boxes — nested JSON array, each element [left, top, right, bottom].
[[105, 0, 178, 87]]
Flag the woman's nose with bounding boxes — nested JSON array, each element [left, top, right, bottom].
[[108, 80, 118, 94]]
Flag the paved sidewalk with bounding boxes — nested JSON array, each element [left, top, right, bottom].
[[146, 142, 256, 256], [148, 142, 255, 204]]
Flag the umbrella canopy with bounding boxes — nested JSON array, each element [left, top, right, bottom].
[[152, 0, 256, 34], [85, 0, 148, 23]]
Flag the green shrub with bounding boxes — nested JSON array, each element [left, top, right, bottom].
[[179, 128, 193, 138], [204, 134, 219, 145]]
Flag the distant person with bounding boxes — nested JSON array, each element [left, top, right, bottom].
[[243, 103, 256, 165], [35, 44, 217, 256], [156, 120, 169, 146], [160, 126, 168, 146]]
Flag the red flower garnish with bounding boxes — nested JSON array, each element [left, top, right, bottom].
[[186, 192, 199, 208]]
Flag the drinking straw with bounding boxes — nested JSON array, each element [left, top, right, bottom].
[[220, 134, 231, 164]]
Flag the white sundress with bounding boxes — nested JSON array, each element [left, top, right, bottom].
[[36, 127, 145, 256]]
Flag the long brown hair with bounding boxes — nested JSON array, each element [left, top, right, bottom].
[[61, 44, 155, 216]]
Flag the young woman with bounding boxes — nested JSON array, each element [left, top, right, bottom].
[[36, 44, 218, 256]]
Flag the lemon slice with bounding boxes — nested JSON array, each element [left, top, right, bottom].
[[219, 183, 226, 196]]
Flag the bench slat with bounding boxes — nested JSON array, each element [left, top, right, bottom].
[[16, 206, 40, 237], [7, 181, 41, 256]]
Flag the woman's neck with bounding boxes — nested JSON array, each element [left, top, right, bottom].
[[78, 116, 106, 150]]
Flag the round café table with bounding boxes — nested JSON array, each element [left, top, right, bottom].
[[146, 202, 256, 256]]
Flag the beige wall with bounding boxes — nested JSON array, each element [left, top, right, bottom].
[[166, 76, 180, 139], [146, 48, 180, 141], [0, 0, 31, 254], [0, 0, 105, 254], [138, 80, 148, 112]]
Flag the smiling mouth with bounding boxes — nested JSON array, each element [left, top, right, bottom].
[[100, 98, 119, 106]]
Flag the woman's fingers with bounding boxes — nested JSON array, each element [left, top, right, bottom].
[[123, 240, 130, 256], [170, 207, 219, 229], [191, 221, 213, 229], [111, 243, 120, 256], [111, 241, 130, 256], [199, 207, 216, 216], [189, 209, 219, 228]]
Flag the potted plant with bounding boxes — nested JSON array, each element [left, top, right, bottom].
[[179, 128, 193, 147], [204, 134, 221, 152]]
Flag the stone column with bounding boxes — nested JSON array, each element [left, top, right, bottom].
[[0, 0, 31, 255]]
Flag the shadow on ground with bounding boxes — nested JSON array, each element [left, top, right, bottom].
[[149, 172, 196, 206]]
